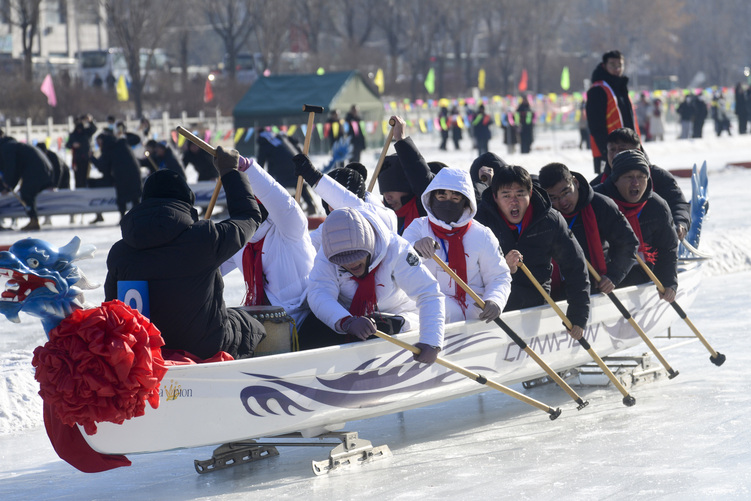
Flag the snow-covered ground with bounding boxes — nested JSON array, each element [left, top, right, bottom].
[[1, 123, 750, 500]]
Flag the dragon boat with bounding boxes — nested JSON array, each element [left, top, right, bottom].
[[0, 163, 712, 475]]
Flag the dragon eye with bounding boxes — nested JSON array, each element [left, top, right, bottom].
[[26, 258, 40, 268]]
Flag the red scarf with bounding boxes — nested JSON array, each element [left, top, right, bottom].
[[563, 204, 607, 276], [395, 196, 420, 233], [430, 220, 472, 314], [242, 238, 269, 306], [349, 264, 381, 316], [499, 204, 534, 237], [614, 199, 657, 264]]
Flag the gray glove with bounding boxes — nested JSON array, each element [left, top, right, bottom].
[[413, 343, 440, 365], [214, 146, 240, 177], [478, 300, 500, 323], [342, 316, 377, 341]]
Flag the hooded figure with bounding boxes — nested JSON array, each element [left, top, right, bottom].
[[307, 207, 445, 363], [403, 167, 511, 323], [105, 150, 266, 360], [469, 152, 507, 206]]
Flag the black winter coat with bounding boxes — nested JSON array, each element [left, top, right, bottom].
[[567, 172, 638, 288], [255, 132, 301, 188], [586, 64, 637, 157], [475, 185, 591, 328], [182, 147, 218, 181], [0, 137, 55, 197], [104, 170, 262, 359], [65, 122, 97, 166], [392, 137, 434, 232], [469, 152, 507, 207], [594, 178, 678, 290], [92, 134, 142, 201]]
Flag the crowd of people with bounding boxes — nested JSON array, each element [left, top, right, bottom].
[[101, 103, 689, 367]]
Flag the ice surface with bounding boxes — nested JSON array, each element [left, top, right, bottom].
[[1, 123, 750, 500]]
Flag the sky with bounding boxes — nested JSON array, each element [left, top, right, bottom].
[[1, 122, 751, 500]]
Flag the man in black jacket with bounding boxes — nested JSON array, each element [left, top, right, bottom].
[[143, 140, 187, 180], [594, 149, 678, 303], [586, 50, 638, 174], [91, 132, 143, 219], [475, 165, 590, 340], [539, 162, 638, 295], [595, 127, 691, 241], [104, 147, 265, 360], [65, 114, 97, 189]]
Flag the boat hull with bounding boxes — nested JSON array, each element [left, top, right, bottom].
[[83, 263, 702, 455]]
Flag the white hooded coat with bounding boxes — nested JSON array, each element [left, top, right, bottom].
[[307, 208, 445, 348], [402, 167, 511, 322], [221, 159, 315, 326]]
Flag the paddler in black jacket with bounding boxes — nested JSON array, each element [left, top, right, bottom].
[[594, 149, 679, 303], [475, 165, 590, 340], [104, 147, 266, 359], [539, 162, 639, 295]]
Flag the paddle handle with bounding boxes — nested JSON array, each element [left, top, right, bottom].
[[367, 118, 397, 192], [295, 105, 323, 204], [372, 331, 561, 419], [176, 126, 216, 156]]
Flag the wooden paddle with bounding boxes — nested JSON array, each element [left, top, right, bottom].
[[372, 330, 561, 420], [143, 150, 159, 172], [295, 104, 324, 203], [175, 126, 221, 220], [584, 260, 680, 377], [367, 118, 397, 193], [635, 254, 725, 366], [517, 262, 636, 406], [430, 254, 589, 411]]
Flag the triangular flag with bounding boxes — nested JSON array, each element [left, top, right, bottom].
[[374, 68, 385, 94], [203, 79, 214, 103], [177, 135, 186, 148], [316, 123, 324, 138], [332, 122, 339, 138], [244, 128, 254, 142], [518, 69, 528, 92], [234, 128, 245, 144], [560, 66, 570, 91], [116, 75, 129, 101], [287, 124, 297, 136], [424, 68, 435, 94], [40, 74, 57, 107], [478, 68, 486, 91]]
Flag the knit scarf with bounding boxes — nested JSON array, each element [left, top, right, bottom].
[[614, 199, 657, 264], [498, 203, 534, 237], [349, 264, 381, 316], [242, 238, 268, 306], [430, 220, 472, 314], [563, 204, 607, 276], [395, 196, 420, 234]]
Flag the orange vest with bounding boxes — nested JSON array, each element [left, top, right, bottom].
[[589, 81, 640, 158]]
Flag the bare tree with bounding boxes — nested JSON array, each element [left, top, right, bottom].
[[292, 0, 329, 56], [251, 0, 295, 75], [205, 0, 255, 81], [102, 0, 176, 117], [7, 0, 42, 82], [373, 1, 410, 90], [403, 0, 444, 100]]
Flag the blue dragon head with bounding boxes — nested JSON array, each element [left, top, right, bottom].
[[0, 237, 98, 335]]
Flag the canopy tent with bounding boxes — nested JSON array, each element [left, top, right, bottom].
[[232, 71, 384, 157]]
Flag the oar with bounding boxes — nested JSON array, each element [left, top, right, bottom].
[[372, 330, 561, 420], [144, 150, 159, 172], [517, 262, 636, 406], [175, 126, 221, 220], [431, 254, 589, 410], [635, 254, 725, 366], [367, 118, 397, 192], [295, 104, 324, 203]]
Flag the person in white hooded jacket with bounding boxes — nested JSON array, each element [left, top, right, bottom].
[[403, 166, 512, 323], [307, 207, 445, 364], [221, 156, 315, 328]]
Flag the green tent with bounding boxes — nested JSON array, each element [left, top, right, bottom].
[[233, 70, 384, 157]]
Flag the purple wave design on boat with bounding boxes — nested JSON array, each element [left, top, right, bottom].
[[240, 385, 314, 417]]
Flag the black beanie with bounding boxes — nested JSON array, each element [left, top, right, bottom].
[[142, 170, 195, 205], [378, 154, 412, 194], [611, 149, 651, 181], [328, 163, 367, 199]]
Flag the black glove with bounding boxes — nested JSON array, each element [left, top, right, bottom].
[[413, 343, 440, 365], [342, 316, 377, 341], [292, 153, 323, 187], [214, 146, 239, 177]]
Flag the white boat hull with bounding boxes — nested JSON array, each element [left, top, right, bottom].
[[83, 263, 702, 455]]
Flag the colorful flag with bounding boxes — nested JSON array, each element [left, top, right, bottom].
[[424, 68, 435, 94], [374, 68, 385, 94], [40, 74, 57, 107], [560, 66, 570, 91], [116, 75, 129, 102], [518, 69, 528, 92], [478, 68, 486, 91], [203, 79, 214, 103]]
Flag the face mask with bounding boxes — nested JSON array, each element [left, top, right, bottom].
[[431, 199, 465, 224]]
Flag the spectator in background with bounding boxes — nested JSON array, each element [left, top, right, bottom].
[[438, 105, 450, 151], [735, 83, 747, 134], [37, 143, 71, 190], [143, 140, 187, 180], [182, 142, 218, 181], [676, 94, 694, 139], [92, 131, 142, 220], [472, 104, 492, 156], [648, 98, 665, 141], [692, 91, 708, 138], [344, 105, 366, 163], [449, 106, 463, 150], [636, 93, 651, 141], [516, 97, 534, 154], [66, 114, 97, 189], [138, 117, 152, 141], [578, 101, 590, 150]]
